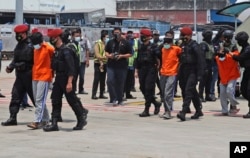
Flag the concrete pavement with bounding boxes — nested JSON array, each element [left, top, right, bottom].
[[0, 60, 250, 158]]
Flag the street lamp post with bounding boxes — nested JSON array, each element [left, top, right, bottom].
[[128, 0, 131, 18], [15, 0, 23, 24], [194, 0, 197, 41]]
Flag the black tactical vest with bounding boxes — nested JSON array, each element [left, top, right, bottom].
[[51, 45, 77, 75], [180, 40, 198, 65], [13, 38, 34, 71], [137, 42, 157, 66]]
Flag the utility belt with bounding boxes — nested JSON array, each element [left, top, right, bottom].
[[15, 62, 32, 72]]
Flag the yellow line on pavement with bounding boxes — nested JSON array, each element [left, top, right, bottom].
[[126, 97, 182, 106]]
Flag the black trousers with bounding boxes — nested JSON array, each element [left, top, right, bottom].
[[198, 68, 212, 98], [51, 75, 84, 119], [155, 71, 161, 94], [9, 70, 34, 117], [179, 66, 202, 113], [138, 66, 157, 107], [124, 68, 134, 97], [241, 68, 250, 106], [92, 63, 107, 97]]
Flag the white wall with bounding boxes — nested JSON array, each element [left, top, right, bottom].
[[0, 0, 116, 16]]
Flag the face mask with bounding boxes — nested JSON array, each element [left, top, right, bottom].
[[74, 37, 81, 42], [181, 37, 188, 42], [34, 44, 41, 50], [180, 34, 189, 43], [114, 33, 121, 40], [127, 34, 133, 39], [140, 35, 147, 42], [15, 34, 23, 42], [50, 38, 58, 46], [164, 44, 171, 49], [219, 57, 226, 61], [105, 37, 109, 45]]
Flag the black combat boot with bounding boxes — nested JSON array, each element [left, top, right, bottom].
[[177, 111, 186, 121], [191, 111, 204, 119], [1, 118, 17, 126], [139, 106, 150, 117], [1, 114, 17, 126], [243, 113, 250, 118], [57, 116, 63, 122], [243, 107, 250, 118], [83, 108, 89, 120], [153, 100, 161, 115], [73, 115, 87, 130], [99, 92, 108, 99], [43, 118, 59, 132]]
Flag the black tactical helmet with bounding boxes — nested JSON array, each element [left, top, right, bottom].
[[235, 31, 249, 41], [222, 30, 234, 39], [202, 29, 213, 37], [61, 28, 71, 44]]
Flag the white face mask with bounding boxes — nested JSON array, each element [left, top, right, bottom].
[[105, 37, 109, 45], [34, 44, 41, 50], [75, 37, 81, 42], [219, 57, 226, 61], [164, 44, 171, 49]]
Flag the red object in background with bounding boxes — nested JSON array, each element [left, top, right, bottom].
[[31, 27, 55, 36]]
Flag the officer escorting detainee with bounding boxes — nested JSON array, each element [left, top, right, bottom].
[[43, 28, 88, 132], [2, 24, 35, 126]]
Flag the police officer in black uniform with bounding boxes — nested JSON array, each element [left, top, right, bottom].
[[61, 28, 79, 93], [177, 27, 205, 121], [135, 29, 161, 117], [198, 29, 215, 102], [232, 31, 250, 118], [43, 29, 88, 131], [2, 24, 35, 126]]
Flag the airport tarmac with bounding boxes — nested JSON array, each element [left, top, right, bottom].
[[0, 60, 249, 158]]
